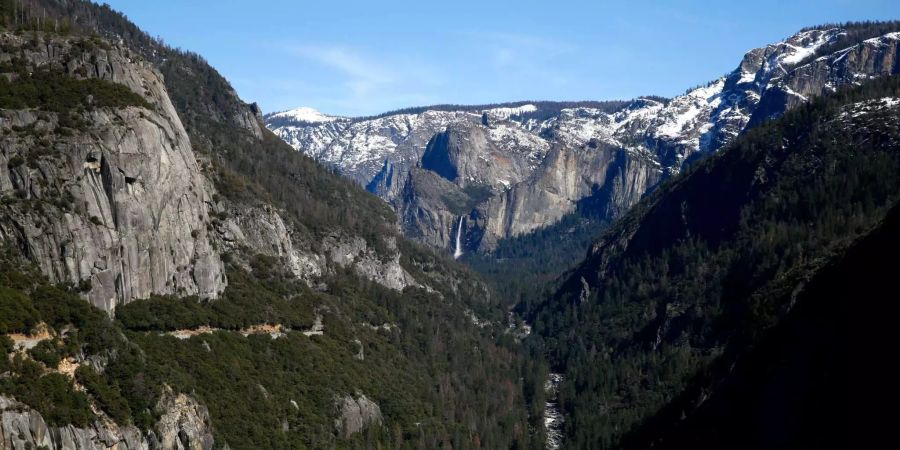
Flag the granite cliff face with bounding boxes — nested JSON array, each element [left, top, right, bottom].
[[0, 3, 532, 449], [0, 34, 226, 313], [751, 30, 900, 123], [0, 33, 425, 313], [265, 105, 548, 189], [0, 389, 214, 450], [268, 25, 900, 254]]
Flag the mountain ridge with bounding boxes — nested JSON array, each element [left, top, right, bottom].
[[0, 3, 895, 449], [267, 99, 636, 124], [528, 73, 900, 448], [267, 21, 900, 257], [0, 2, 542, 448]]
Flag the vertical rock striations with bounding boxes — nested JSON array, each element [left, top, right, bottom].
[[0, 34, 225, 313]]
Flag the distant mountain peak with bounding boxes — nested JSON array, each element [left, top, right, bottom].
[[268, 106, 342, 124], [265, 22, 900, 254], [777, 27, 843, 65]]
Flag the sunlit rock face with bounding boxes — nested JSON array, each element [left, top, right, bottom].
[[268, 27, 900, 254], [0, 34, 226, 313]]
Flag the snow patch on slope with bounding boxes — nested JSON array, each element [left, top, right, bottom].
[[654, 80, 725, 140], [779, 29, 839, 65], [864, 31, 900, 46], [485, 104, 538, 120], [270, 107, 340, 124], [266, 25, 900, 209], [839, 97, 900, 119]]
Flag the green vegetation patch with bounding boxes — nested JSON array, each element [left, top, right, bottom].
[[1, 249, 538, 449], [0, 69, 150, 113], [117, 257, 317, 332], [0, 285, 39, 333], [0, 257, 107, 426]]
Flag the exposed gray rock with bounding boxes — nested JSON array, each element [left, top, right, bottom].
[[324, 234, 419, 291], [210, 201, 420, 291], [398, 168, 474, 253], [215, 205, 324, 283], [154, 388, 215, 450], [268, 27, 900, 255], [233, 102, 265, 140], [268, 105, 549, 252], [333, 393, 382, 438], [476, 142, 662, 249], [0, 389, 213, 450], [752, 31, 900, 124], [421, 126, 540, 190], [0, 34, 225, 313]]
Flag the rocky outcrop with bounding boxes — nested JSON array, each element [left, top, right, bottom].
[[0, 34, 225, 313], [232, 101, 265, 140], [154, 388, 215, 450], [206, 201, 424, 294], [267, 109, 481, 188], [267, 105, 550, 247], [475, 142, 662, 248], [0, 32, 423, 310], [268, 25, 900, 255], [214, 204, 325, 283], [752, 31, 900, 123], [333, 393, 382, 438], [421, 126, 542, 190], [398, 169, 476, 253], [0, 389, 214, 450], [324, 234, 419, 291], [210, 201, 419, 291]]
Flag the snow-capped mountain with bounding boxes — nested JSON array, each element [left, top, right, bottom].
[[267, 24, 900, 254], [267, 106, 341, 124], [267, 104, 558, 188]]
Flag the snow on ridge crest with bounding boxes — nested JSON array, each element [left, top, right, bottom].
[[738, 28, 844, 87], [271, 107, 341, 124], [777, 27, 843, 65], [652, 78, 725, 140], [267, 25, 898, 191], [864, 31, 900, 45], [484, 104, 538, 120]]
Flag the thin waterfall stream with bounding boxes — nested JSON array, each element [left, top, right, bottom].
[[454, 216, 464, 259]]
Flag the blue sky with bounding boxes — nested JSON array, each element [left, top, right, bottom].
[[105, 0, 897, 117]]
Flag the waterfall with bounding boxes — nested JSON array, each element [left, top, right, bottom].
[[453, 216, 464, 259]]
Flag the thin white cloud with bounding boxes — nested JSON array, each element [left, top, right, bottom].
[[287, 45, 392, 96], [460, 30, 579, 87], [278, 43, 442, 115], [258, 32, 581, 115]]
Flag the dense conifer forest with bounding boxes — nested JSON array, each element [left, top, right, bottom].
[[0, 2, 897, 448], [524, 75, 900, 448]]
